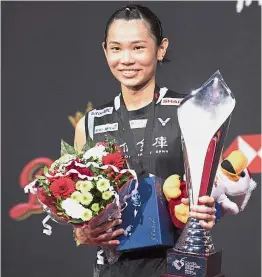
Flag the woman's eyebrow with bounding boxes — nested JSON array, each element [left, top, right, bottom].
[[108, 40, 147, 45]]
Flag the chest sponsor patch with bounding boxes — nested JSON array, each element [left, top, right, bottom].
[[129, 119, 148, 129], [94, 123, 118, 134], [161, 98, 183, 106], [90, 107, 113, 117]]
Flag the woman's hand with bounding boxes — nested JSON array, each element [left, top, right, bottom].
[[181, 196, 216, 230], [74, 219, 125, 246]]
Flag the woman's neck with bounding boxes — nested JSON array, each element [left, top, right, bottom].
[[121, 79, 156, 111]]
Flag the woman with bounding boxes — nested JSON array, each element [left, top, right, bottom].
[[74, 4, 216, 277]]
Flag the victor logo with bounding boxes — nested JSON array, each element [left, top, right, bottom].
[[158, 118, 170, 126]]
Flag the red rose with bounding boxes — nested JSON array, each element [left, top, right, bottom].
[[50, 177, 76, 198], [102, 153, 125, 170], [66, 160, 94, 180]]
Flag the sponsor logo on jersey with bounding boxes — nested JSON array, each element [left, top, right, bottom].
[[161, 98, 183, 105], [94, 123, 118, 134], [158, 118, 170, 126], [129, 119, 148, 129], [90, 107, 113, 117]]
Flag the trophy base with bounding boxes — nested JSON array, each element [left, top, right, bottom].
[[161, 249, 223, 277]]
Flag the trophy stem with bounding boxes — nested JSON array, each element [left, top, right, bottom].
[[174, 217, 215, 256]]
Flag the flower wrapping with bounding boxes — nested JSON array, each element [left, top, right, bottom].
[[24, 139, 138, 262]]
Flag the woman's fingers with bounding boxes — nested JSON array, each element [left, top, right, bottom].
[[181, 198, 189, 205], [89, 219, 122, 237], [95, 228, 125, 243], [187, 197, 216, 231], [100, 240, 121, 246], [199, 219, 215, 230], [191, 205, 216, 215], [74, 228, 86, 243], [198, 196, 215, 207], [182, 196, 215, 207], [190, 211, 216, 222]]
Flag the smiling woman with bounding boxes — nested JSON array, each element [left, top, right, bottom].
[[74, 4, 217, 277], [102, 6, 168, 111]]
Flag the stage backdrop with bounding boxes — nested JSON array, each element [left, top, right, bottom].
[[2, 2, 261, 277]]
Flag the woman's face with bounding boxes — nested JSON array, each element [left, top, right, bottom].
[[103, 19, 168, 90]]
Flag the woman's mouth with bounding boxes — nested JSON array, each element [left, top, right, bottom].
[[119, 69, 140, 78]]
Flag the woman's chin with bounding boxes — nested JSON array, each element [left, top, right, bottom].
[[119, 78, 146, 89]]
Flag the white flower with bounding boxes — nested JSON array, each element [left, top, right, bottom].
[[70, 191, 82, 203], [80, 192, 93, 206], [96, 178, 110, 192], [75, 180, 93, 192], [102, 191, 113, 200], [83, 145, 106, 161], [91, 203, 100, 212], [61, 198, 85, 219], [81, 208, 93, 221], [81, 181, 94, 193]]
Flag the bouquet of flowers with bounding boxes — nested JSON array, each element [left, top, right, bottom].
[[24, 139, 137, 238]]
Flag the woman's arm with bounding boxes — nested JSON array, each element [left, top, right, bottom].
[[74, 116, 87, 153]]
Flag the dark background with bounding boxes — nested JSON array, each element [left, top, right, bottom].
[[2, 1, 261, 277]]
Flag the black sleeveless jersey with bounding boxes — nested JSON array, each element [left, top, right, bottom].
[[85, 87, 186, 181]]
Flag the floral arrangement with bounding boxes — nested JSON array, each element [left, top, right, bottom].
[[24, 139, 136, 233]]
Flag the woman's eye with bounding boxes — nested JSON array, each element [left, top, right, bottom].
[[134, 46, 145, 50], [111, 47, 120, 51]]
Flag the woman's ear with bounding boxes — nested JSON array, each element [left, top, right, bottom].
[[102, 42, 107, 57], [157, 38, 169, 62]]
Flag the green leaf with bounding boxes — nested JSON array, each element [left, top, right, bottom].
[[82, 136, 96, 152], [43, 166, 48, 175], [56, 206, 64, 212], [56, 197, 63, 204], [68, 218, 84, 224], [35, 175, 46, 180], [61, 139, 76, 156]]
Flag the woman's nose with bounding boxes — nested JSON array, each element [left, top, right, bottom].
[[121, 50, 135, 64]]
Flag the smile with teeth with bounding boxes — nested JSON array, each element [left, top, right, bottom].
[[119, 69, 140, 77], [120, 69, 140, 72]]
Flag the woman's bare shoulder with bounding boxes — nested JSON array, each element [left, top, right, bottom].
[[74, 116, 86, 152]]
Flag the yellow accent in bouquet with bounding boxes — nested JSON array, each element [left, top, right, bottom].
[[68, 102, 93, 128]]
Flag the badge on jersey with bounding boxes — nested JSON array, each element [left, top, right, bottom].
[[129, 119, 148, 129], [94, 123, 118, 134], [90, 107, 113, 117], [161, 98, 183, 106]]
